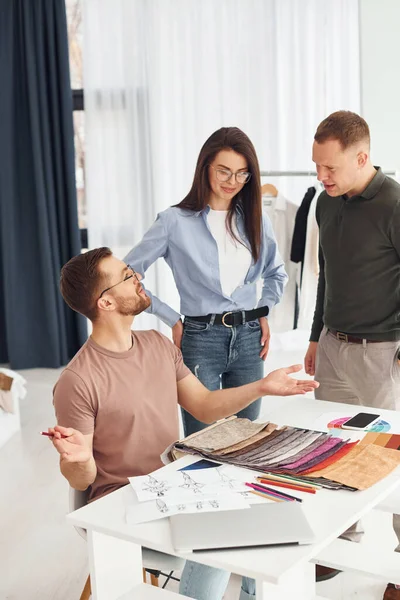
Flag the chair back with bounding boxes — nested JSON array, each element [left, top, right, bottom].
[[69, 486, 90, 541]]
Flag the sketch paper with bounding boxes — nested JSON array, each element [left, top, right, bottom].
[[129, 463, 250, 503], [125, 492, 250, 525]]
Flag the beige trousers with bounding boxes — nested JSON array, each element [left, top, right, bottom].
[[315, 327, 400, 550]]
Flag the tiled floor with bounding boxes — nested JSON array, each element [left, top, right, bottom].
[[0, 339, 397, 599]]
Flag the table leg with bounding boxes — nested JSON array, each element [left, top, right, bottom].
[[256, 562, 316, 600], [87, 530, 143, 600]]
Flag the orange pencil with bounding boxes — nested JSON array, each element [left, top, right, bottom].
[[249, 490, 284, 503], [257, 478, 316, 494]]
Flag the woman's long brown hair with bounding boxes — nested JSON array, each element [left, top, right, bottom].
[[175, 127, 262, 262]]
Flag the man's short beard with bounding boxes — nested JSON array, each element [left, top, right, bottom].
[[115, 294, 151, 316]]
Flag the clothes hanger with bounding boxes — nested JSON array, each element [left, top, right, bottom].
[[261, 183, 278, 197]]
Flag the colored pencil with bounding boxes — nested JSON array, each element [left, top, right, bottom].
[[247, 481, 303, 503], [249, 490, 284, 503], [246, 482, 301, 503], [246, 482, 289, 501], [40, 431, 68, 439], [258, 473, 320, 488], [250, 482, 296, 502], [256, 478, 316, 494]]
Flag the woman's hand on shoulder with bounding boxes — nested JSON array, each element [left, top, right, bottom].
[[172, 319, 184, 349]]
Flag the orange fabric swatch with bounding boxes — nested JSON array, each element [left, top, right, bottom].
[[299, 440, 359, 475], [304, 444, 400, 490]]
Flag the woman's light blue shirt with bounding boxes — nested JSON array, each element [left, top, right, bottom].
[[124, 205, 288, 327]]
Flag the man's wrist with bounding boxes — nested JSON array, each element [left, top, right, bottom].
[[60, 454, 93, 468], [255, 378, 267, 397]]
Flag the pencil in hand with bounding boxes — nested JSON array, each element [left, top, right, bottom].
[[40, 431, 68, 439]]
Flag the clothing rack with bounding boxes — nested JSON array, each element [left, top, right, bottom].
[[260, 170, 317, 177], [260, 170, 398, 177]]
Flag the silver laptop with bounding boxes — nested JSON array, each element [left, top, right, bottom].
[[169, 502, 315, 552]]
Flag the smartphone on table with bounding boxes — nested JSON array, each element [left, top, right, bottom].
[[341, 412, 381, 431]]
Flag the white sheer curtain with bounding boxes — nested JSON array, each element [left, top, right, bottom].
[[83, 0, 360, 334]]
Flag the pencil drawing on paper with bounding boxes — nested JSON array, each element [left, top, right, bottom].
[[156, 499, 169, 514], [217, 466, 240, 489], [143, 475, 171, 497], [179, 471, 205, 493]]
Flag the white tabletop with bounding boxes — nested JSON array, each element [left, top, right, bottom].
[[67, 397, 400, 585]]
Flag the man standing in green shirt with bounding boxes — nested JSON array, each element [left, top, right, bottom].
[[304, 110, 400, 600]]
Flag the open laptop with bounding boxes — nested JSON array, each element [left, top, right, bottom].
[[169, 501, 315, 552]]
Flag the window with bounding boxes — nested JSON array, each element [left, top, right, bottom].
[[66, 0, 87, 247]]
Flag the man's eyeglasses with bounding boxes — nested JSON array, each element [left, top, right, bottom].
[[209, 164, 252, 184], [99, 264, 138, 299]]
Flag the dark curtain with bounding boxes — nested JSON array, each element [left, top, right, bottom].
[[0, 0, 87, 369]]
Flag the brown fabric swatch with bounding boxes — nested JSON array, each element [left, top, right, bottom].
[[182, 418, 270, 452], [386, 435, 400, 450], [179, 416, 237, 444], [374, 433, 393, 447], [215, 422, 277, 455], [359, 432, 400, 451], [359, 432, 380, 446], [219, 428, 285, 458], [307, 444, 400, 490]]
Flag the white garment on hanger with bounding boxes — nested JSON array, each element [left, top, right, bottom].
[[262, 193, 298, 332], [207, 209, 252, 298], [296, 182, 324, 331]]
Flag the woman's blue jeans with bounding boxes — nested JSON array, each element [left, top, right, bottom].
[[181, 317, 264, 435], [179, 317, 263, 599]]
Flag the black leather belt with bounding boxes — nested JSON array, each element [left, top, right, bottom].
[[185, 306, 269, 328], [328, 328, 383, 344]]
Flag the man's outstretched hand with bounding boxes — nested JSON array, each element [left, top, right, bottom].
[[261, 364, 319, 396]]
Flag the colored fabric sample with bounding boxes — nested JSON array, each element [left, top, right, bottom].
[[183, 418, 269, 452], [385, 435, 400, 450], [244, 429, 306, 462], [300, 440, 360, 475], [173, 417, 400, 491], [359, 432, 400, 450], [267, 434, 331, 466], [289, 441, 349, 474], [307, 444, 400, 490], [227, 428, 297, 462], [222, 428, 284, 458], [359, 432, 380, 446], [262, 431, 323, 464], [277, 437, 345, 471], [374, 433, 393, 447], [215, 423, 278, 455], [247, 433, 309, 466]]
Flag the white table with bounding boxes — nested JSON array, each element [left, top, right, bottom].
[[67, 397, 400, 600]]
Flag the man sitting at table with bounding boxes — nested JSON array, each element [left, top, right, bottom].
[[49, 247, 318, 600]]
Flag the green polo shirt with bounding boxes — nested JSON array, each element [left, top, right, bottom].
[[311, 167, 400, 342]]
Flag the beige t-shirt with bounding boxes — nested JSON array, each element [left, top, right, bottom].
[[53, 330, 190, 502]]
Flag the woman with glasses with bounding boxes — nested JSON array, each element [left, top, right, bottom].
[[125, 126, 287, 433], [125, 127, 287, 600]]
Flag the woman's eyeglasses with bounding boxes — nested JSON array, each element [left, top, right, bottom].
[[209, 164, 252, 184]]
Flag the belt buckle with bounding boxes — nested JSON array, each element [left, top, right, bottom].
[[336, 331, 348, 343], [221, 311, 233, 328]]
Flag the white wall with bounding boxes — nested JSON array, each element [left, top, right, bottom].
[[360, 0, 400, 171]]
